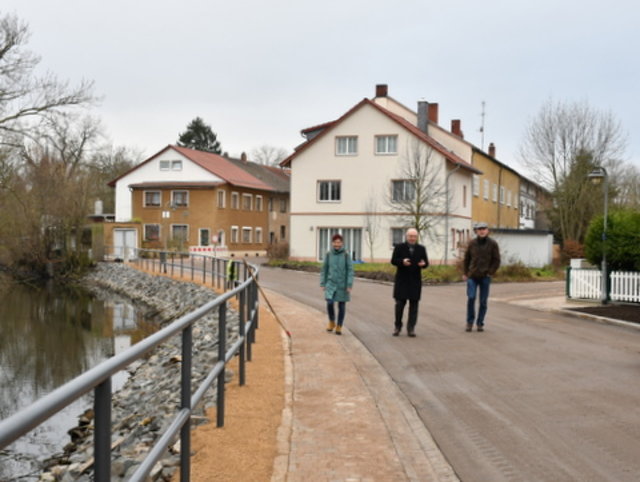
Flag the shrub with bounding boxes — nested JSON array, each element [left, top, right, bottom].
[[584, 209, 640, 271], [266, 242, 289, 260], [560, 239, 584, 265]]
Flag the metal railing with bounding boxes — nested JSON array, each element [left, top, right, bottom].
[[0, 248, 259, 481]]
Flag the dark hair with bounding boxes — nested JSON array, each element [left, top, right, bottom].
[[331, 234, 343, 242]]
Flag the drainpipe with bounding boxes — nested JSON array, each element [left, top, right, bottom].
[[444, 163, 461, 265]]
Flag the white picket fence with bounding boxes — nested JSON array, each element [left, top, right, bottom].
[[568, 268, 640, 303]]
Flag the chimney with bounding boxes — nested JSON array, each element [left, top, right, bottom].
[[375, 84, 388, 97], [488, 142, 496, 158], [451, 119, 463, 138], [428, 103, 439, 124], [240, 152, 247, 162], [417, 101, 428, 134]]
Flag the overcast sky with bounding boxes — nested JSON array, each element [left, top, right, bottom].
[[3, 0, 639, 176]]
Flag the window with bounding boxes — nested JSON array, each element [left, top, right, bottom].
[[144, 224, 160, 241], [375, 135, 398, 154], [280, 199, 287, 213], [492, 183, 498, 203], [172, 190, 189, 207], [280, 225, 286, 240], [268, 198, 273, 212], [499, 186, 505, 205], [159, 160, 170, 171], [507, 190, 512, 207], [317, 228, 362, 261], [255, 195, 263, 211], [336, 136, 358, 155], [171, 160, 182, 171], [318, 180, 341, 202], [171, 224, 188, 242], [144, 191, 161, 207], [513, 195, 518, 210], [199, 228, 210, 246], [472, 175, 480, 197], [217, 190, 226, 208], [255, 227, 263, 243], [392, 180, 415, 202], [391, 228, 404, 247], [242, 227, 252, 243], [242, 193, 252, 210], [483, 180, 489, 200], [463, 185, 467, 208], [231, 226, 239, 243], [216, 229, 225, 246], [231, 192, 239, 209]]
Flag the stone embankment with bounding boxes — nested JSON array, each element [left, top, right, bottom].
[[40, 262, 240, 481]]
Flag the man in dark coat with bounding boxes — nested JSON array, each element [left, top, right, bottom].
[[463, 222, 501, 332], [391, 228, 429, 337]]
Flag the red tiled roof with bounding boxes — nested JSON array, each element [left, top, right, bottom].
[[280, 99, 480, 174], [129, 181, 223, 189], [109, 145, 275, 191]]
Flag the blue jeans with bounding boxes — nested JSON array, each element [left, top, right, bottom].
[[466, 276, 491, 326], [327, 300, 346, 326]]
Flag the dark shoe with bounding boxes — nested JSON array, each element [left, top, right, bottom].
[[477, 326, 484, 332], [408, 331, 416, 337], [465, 324, 473, 332], [393, 328, 401, 336]]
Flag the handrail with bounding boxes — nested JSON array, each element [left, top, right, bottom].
[[0, 248, 259, 481]]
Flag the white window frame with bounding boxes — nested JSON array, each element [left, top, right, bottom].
[[483, 179, 489, 200], [217, 189, 226, 208], [335, 136, 358, 156], [172, 190, 189, 207], [391, 227, 405, 247], [374, 135, 398, 155], [317, 180, 341, 202], [255, 195, 263, 212], [144, 190, 161, 207], [242, 193, 252, 210], [492, 183, 498, 203], [230, 225, 239, 243], [159, 160, 170, 171], [472, 175, 480, 197], [242, 226, 252, 243], [199, 228, 210, 246], [171, 160, 182, 171], [507, 190, 512, 207], [499, 186, 505, 205], [280, 199, 287, 213], [144, 223, 160, 242], [255, 227, 263, 244], [392, 180, 415, 203], [171, 224, 189, 242], [231, 192, 239, 209]]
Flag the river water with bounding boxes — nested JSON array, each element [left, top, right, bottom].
[[0, 279, 157, 481]]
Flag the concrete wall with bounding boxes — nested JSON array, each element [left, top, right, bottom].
[[491, 229, 553, 268]]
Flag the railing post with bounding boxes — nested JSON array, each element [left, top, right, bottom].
[[180, 325, 192, 482], [190, 255, 195, 281], [565, 266, 571, 298], [211, 257, 215, 287], [238, 289, 246, 385], [94, 378, 112, 482], [202, 255, 207, 285], [180, 255, 184, 278], [217, 302, 227, 427]]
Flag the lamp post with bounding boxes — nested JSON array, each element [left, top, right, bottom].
[[587, 166, 608, 304]]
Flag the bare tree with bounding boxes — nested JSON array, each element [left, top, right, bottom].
[[615, 163, 640, 209], [251, 145, 288, 166], [388, 141, 448, 242], [362, 190, 381, 262], [520, 98, 627, 243], [0, 14, 95, 143]]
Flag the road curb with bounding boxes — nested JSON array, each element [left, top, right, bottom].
[[556, 308, 640, 330]]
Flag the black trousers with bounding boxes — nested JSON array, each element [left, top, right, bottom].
[[395, 298, 419, 331]]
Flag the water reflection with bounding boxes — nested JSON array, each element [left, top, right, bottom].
[[0, 279, 158, 481]]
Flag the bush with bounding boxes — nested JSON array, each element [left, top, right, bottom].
[[584, 209, 640, 271], [266, 241, 289, 260], [560, 239, 584, 265], [494, 261, 533, 281]]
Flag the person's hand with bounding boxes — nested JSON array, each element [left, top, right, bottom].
[[347, 287, 352, 293], [462, 275, 468, 281], [418, 260, 426, 267], [403, 258, 411, 266]]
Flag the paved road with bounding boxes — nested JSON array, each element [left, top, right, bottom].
[[259, 267, 640, 482]]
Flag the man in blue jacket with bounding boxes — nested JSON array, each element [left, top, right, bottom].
[[391, 228, 429, 337]]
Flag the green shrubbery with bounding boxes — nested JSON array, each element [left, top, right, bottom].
[[584, 209, 640, 271]]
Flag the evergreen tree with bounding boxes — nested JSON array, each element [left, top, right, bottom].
[[177, 117, 222, 154]]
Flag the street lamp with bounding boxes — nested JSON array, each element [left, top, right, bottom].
[[587, 166, 608, 304]]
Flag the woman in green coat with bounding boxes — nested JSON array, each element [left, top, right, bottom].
[[320, 233, 355, 335]]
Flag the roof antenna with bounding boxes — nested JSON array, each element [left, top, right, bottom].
[[479, 101, 486, 150]]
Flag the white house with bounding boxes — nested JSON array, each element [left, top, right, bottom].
[[281, 85, 480, 263]]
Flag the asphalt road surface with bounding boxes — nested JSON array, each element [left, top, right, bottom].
[[259, 267, 640, 482]]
